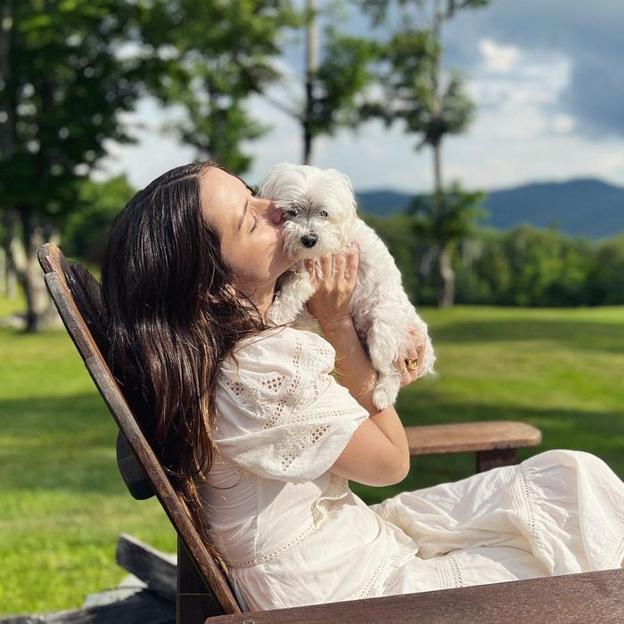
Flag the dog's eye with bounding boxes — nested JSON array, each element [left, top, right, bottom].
[[286, 209, 297, 217], [319, 210, 328, 217]]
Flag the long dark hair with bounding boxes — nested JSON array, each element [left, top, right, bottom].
[[100, 160, 280, 573]]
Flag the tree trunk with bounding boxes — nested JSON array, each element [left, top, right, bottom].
[[437, 242, 455, 308], [0, 1, 18, 301], [431, 1, 450, 308], [4, 208, 62, 332], [303, 123, 313, 165], [430, 0, 444, 195], [0, 244, 18, 297], [432, 141, 442, 195], [302, 0, 317, 165]]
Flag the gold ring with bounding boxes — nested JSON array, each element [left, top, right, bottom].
[[405, 358, 419, 371]]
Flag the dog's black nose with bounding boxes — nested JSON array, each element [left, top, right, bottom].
[[301, 234, 318, 248]]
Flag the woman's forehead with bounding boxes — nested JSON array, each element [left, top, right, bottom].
[[200, 167, 250, 227]]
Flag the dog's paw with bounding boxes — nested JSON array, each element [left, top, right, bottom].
[[372, 374, 400, 410]]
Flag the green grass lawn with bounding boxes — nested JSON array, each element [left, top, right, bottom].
[[1, 295, 623, 616]]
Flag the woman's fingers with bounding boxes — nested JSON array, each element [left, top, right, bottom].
[[346, 241, 359, 283], [304, 258, 317, 281], [319, 254, 332, 285], [305, 241, 358, 288], [334, 253, 346, 285]]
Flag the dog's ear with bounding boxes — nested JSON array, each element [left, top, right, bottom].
[[326, 168, 358, 222], [259, 162, 297, 198]]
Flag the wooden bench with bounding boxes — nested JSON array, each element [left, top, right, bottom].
[[37, 242, 624, 623]]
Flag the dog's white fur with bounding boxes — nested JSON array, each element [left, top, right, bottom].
[[261, 162, 437, 409]]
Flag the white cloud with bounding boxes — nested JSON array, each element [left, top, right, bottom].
[[95, 33, 624, 195], [442, 45, 624, 189], [551, 113, 576, 134], [478, 38, 521, 72]]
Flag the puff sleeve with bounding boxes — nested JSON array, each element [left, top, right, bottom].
[[213, 327, 370, 483]]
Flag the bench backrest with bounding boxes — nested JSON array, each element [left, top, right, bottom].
[[37, 242, 242, 616]]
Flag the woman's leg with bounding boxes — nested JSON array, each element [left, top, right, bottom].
[[373, 449, 624, 574]]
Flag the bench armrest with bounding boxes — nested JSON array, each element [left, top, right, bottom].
[[405, 420, 541, 456]]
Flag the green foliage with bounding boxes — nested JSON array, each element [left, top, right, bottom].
[[310, 26, 381, 137], [586, 235, 624, 306], [408, 182, 488, 245], [351, 0, 491, 306], [0, 0, 149, 220], [354, 0, 490, 26], [361, 30, 475, 150], [452, 226, 597, 307], [62, 175, 135, 264], [139, 0, 299, 173], [362, 200, 624, 308], [355, 0, 487, 150]]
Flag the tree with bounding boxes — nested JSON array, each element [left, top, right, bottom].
[[260, 0, 380, 164], [139, 0, 300, 173], [0, 1, 295, 330], [581, 235, 624, 306], [0, 0, 153, 331], [62, 175, 135, 267], [356, 0, 490, 306], [408, 183, 487, 307]]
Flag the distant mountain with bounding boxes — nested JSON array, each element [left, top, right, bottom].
[[354, 190, 414, 217], [355, 178, 624, 240]]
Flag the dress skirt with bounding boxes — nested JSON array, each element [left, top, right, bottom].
[[368, 449, 624, 595]]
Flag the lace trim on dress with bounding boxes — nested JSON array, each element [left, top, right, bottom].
[[510, 463, 550, 557], [225, 520, 319, 569], [357, 543, 419, 600], [431, 552, 464, 589], [356, 520, 421, 600], [357, 550, 393, 600], [222, 475, 352, 569]]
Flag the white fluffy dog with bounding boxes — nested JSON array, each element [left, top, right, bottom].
[[261, 162, 437, 409]]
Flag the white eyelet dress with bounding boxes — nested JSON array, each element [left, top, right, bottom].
[[196, 326, 624, 611]]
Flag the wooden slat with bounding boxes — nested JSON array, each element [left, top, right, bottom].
[[405, 420, 541, 455], [204, 568, 624, 624], [115, 533, 176, 601], [0, 591, 175, 624], [178, 535, 225, 620], [36, 243, 242, 617]]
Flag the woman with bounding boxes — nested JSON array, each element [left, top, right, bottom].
[[101, 160, 624, 612]]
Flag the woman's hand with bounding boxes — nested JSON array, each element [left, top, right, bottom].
[[394, 326, 428, 387], [304, 241, 359, 331]]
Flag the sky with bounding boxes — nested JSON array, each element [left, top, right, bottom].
[[94, 0, 624, 194]]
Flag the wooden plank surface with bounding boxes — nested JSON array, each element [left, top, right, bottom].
[[405, 420, 541, 455], [0, 591, 175, 624], [116, 533, 176, 601], [204, 568, 624, 624]]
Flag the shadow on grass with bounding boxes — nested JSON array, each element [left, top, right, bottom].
[[430, 318, 624, 354], [2, 390, 623, 504], [0, 392, 128, 495]]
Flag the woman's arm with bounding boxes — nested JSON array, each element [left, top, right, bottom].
[[319, 315, 379, 414], [304, 245, 410, 481]]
